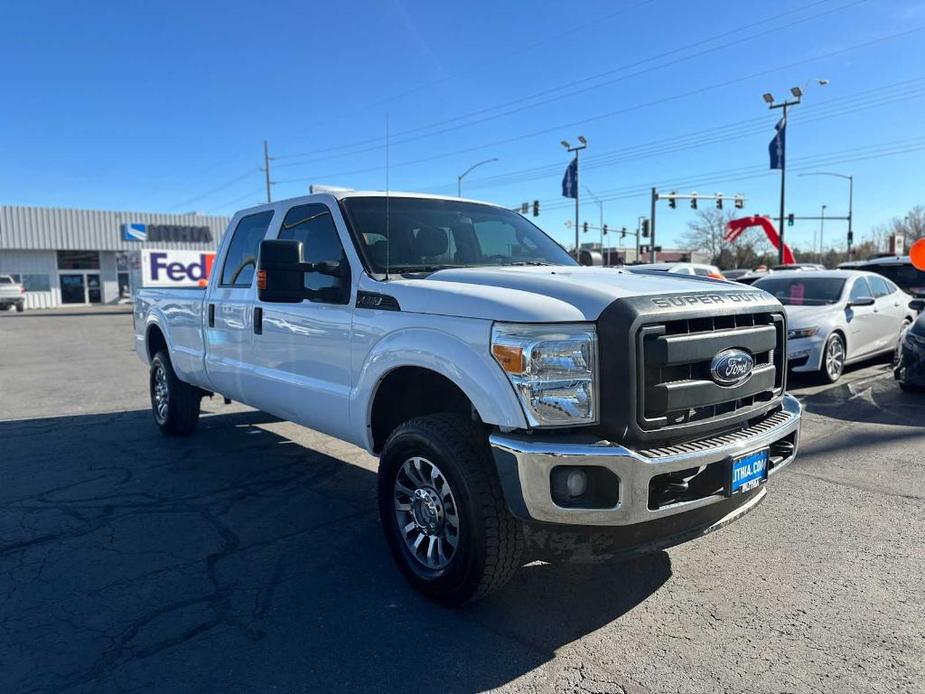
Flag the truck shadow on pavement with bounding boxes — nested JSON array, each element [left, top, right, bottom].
[[0, 408, 670, 694]]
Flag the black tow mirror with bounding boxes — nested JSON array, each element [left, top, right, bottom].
[[847, 296, 875, 308], [257, 239, 346, 303], [910, 298, 925, 312]]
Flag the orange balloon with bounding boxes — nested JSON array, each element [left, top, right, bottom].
[[911, 238, 925, 271]]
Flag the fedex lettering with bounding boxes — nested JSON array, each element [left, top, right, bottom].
[[141, 250, 216, 288]]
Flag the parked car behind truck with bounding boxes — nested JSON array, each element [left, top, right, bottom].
[[0, 275, 25, 312], [134, 192, 802, 604]]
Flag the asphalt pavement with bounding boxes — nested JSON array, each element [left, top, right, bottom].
[[1, 311, 923, 693]]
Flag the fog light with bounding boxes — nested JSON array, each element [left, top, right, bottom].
[[566, 469, 588, 497]]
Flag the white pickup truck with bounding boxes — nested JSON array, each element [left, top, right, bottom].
[[0, 275, 25, 312], [134, 191, 802, 604]]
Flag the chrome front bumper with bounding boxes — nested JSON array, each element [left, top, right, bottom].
[[489, 393, 802, 526]]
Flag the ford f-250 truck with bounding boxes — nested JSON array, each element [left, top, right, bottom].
[[134, 191, 801, 605]]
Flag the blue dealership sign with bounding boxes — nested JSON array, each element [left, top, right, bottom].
[[121, 223, 148, 241]]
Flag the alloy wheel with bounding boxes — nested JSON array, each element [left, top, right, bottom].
[[393, 456, 460, 570], [826, 336, 845, 381], [153, 365, 169, 423]]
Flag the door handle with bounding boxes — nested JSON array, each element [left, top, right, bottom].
[[254, 307, 263, 335], [208, 303, 215, 327]]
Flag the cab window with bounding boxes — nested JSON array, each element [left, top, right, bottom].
[[279, 203, 350, 303], [220, 211, 275, 287]]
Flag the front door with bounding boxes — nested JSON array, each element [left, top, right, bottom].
[[86, 274, 102, 304], [60, 274, 86, 304], [248, 202, 354, 442], [204, 210, 276, 403]]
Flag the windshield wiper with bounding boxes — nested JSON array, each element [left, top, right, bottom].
[[500, 260, 551, 266]]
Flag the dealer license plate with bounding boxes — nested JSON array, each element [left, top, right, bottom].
[[727, 448, 769, 495]]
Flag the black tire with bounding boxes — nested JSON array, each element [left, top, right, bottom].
[[15, 303, 24, 313], [820, 333, 846, 384], [377, 414, 524, 606], [150, 350, 201, 436]]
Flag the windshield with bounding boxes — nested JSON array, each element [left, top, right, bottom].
[[340, 197, 576, 274], [856, 263, 925, 295], [754, 277, 846, 305]]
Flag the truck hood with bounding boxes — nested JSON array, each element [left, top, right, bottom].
[[364, 266, 776, 322]]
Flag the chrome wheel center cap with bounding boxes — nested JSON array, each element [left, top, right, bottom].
[[411, 488, 443, 535]]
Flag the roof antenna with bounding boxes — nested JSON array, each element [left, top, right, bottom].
[[385, 112, 391, 281]]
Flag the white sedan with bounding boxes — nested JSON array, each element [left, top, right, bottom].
[[753, 270, 916, 382]]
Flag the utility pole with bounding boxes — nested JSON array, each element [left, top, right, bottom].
[[650, 187, 657, 262], [261, 140, 274, 203], [819, 204, 827, 262], [562, 137, 587, 258]]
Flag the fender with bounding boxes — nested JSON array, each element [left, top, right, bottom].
[[350, 325, 529, 452]]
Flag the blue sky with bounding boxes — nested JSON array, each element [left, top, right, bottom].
[[2, 0, 924, 252]]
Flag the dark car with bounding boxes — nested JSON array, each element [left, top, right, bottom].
[[895, 298, 925, 392], [848, 256, 925, 298]]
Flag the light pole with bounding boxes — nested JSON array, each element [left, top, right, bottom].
[[819, 204, 827, 262], [584, 185, 604, 259], [562, 136, 587, 257], [457, 158, 498, 197], [763, 79, 828, 264], [798, 171, 854, 259]]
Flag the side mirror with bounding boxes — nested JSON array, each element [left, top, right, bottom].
[[847, 296, 875, 308], [257, 239, 345, 303], [910, 298, 925, 312]]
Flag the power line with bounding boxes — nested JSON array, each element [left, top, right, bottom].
[[274, 0, 866, 166], [170, 169, 259, 211], [274, 67, 925, 188], [205, 188, 265, 214]]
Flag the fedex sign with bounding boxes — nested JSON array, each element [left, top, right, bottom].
[[141, 250, 216, 288]]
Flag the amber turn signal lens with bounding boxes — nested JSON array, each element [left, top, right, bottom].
[[492, 344, 524, 373], [256, 269, 267, 290]]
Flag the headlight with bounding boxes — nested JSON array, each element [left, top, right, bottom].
[[491, 323, 597, 427], [788, 326, 819, 340]]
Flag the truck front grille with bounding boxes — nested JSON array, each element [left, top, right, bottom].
[[636, 312, 785, 437]]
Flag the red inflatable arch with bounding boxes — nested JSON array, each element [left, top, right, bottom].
[[725, 215, 796, 265]]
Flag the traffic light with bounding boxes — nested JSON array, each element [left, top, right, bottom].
[[532, 200, 540, 217], [847, 231, 854, 243], [668, 192, 677, 209], [583, 221, 589, 234], [640, 245, 650, 254], [602, 224, 608, 235], [734, 196, 744, 209], [653, 245, 663, 252], [716, 194, 723, 210], [520, 202, 529, 214], [690, 193, 698, 210], [620, 227, 626, 239], [787, 213, 795, 227], [641, 219, 650, 237]]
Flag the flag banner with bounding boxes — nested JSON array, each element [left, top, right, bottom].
[[561, 157, 578, 198], [768, 117, 786, 170]]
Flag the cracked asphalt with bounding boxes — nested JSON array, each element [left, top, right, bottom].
[[1, 310, 924, 693]]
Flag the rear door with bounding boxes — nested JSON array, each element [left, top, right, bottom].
[[204, 210, 275, 402], [868, 275, 901, 352], [247, 201, 356, 442]]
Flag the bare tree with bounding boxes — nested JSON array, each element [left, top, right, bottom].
[[680, 209, 773, 268]]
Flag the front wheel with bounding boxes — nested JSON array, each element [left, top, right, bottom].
[[15, 302, 24, 313], [378, 414, 524, 605], [150, 350, 201, 436], [821, 333, 846, 383]]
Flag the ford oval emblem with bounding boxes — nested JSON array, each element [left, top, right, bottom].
[[710, 349, 754, 386]]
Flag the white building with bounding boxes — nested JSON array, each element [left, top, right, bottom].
[[0, 206, 229, 309]]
